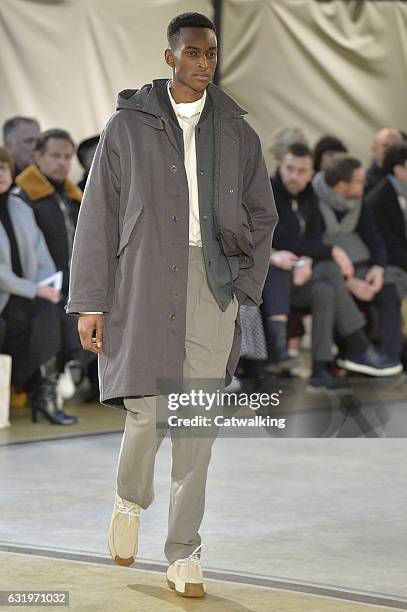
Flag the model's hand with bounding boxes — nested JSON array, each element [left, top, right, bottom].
[[270, 250, 299, 270], [293, 257, 313, 286], [78, 314, 104, 353], [332, 246, 354, 279], [347, 277, 375, 302], [365, 266, 384, 294], [36, 285, 61, 304]]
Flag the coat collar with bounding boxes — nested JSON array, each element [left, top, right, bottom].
[[117, 78, 247, 123], [15, 164, 82, 203]]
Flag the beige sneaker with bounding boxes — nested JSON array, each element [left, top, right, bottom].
[[166, 544, 205, 598], [108, 492, 140, 566]]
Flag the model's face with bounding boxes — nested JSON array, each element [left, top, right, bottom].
[[0, 162, 13, 194], [165, 27, 217, 95], [6, 122, 40, 170], [280, 153, 313, 195], [35, 138, 74, 181], [372, 129, 402, 167]]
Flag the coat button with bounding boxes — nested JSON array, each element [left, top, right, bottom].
[[171, 165, 177, 173], [229, 188, 234, 193], [208, 261, 212, 266], [202, 215, 208, 220], [172, 215, 179, 222], [200, 169, 206, 175], [171, 264, 178, 272], [169, 313, 176, 320]]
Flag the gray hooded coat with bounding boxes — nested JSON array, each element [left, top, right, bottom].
[[66, 79, 277, 408]]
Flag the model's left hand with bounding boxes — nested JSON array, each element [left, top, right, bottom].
[[365, 266, 384, 294], [293, 257, 313, 286]]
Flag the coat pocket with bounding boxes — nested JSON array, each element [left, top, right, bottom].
[[116, 205, 144, 257], [241, 200, 255, 232]]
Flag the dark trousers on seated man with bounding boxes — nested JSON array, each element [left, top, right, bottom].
[[261, 260, 402, 385], [262, 260, 366, 364], [350, 264, 402, 361]]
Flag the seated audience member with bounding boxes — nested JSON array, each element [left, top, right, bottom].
[[270, 126, 308, 163], [264, 144, 401, 390], [13, 129, 84, 376], [365, 128, 403, 194], [366, 144, 407, 304], [313, 156, 403, 372], [2, 116, 41, 179], [0, 147, 77, 424], [313, 135, 347, 173], [77, 135, 100, 191]]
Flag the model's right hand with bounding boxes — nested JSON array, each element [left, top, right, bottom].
[[78, 314, 104, 353], [36, 285, 61, 303]]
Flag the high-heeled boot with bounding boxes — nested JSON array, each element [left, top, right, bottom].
[[28, 357, 78, 425]]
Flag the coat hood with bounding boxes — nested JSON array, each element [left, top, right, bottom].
[[116, 78, 247, 118]]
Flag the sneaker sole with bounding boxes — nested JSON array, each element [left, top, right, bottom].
[[167, 578, 205, 598], [108, 535, 135, 566], [336, 359, 403, 377], [108, 521, 138, 567]]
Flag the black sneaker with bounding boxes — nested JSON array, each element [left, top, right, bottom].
[[307, 369, 352, 394], [337, 346, 403, 377]]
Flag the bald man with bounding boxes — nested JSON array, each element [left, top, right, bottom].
[[365, 128, 402, 194]]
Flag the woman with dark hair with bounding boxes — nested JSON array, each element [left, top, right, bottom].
[[313, 135, 348, 173], [0, 146, 77, 424]]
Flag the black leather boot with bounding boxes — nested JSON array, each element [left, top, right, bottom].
[[29, 357, 78, 425], [264, 318, 300, 373]]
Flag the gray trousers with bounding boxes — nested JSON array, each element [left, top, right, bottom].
[[116, 246, 239, 563], [291, 261, 365, 361]]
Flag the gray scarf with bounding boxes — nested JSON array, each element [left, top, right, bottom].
[[312, 172, 370, 264], [312, 172, 362, 234]]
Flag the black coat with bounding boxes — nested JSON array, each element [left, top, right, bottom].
[[366, 177, 407, 272], [271, 171, 332, 260], [365, 162, 386, 196]]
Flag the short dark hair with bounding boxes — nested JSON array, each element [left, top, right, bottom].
[[284, 143, 312, 159], [167, 12, 216, 45], [35, 129, 75, 154], [383, 144, 407, 175], [313, 135, 348, 172], [77, 135, 100, 168], [324, 157, 362, 187], [2, 116, 40, 144]]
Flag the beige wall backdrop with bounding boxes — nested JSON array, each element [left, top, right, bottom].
[[221, 0, 407, 169], [1, 0, 407, 175], [0, 0, 212, 177]]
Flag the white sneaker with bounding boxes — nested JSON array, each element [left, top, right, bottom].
[[108, 493, 140, 566], [166, 544, 205, 598]]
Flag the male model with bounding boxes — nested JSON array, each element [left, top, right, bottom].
[[66, 12, 277, 598]]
